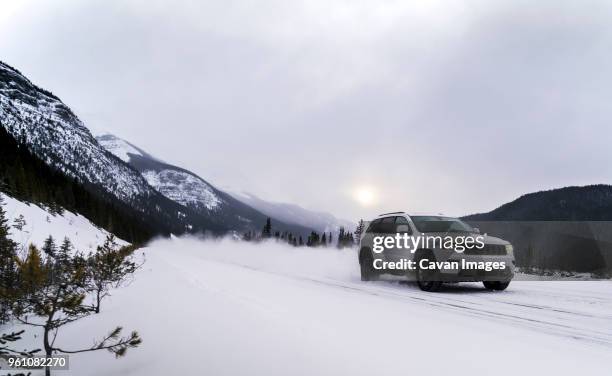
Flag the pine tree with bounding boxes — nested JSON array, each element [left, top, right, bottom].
[[42, 235, 57, 258], [321, 232, 327, 246], [307, 231, 321, 247], [354, 219, 365, 244], [12, 214, 26, 231], [262, 218, 272, 238], [0, 196, 19, 323], [335, 227, 356, 249], [88, 235, 137, 313], [57, 237, 73, 265], [18, 244, 46, 295], [13, 242, 142, 376]]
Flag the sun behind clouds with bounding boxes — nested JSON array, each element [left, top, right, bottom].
[[353, 186, 378, 207]]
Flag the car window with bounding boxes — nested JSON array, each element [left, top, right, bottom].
[[394, 216, 412, 234], [411, 216, 473, 233], [379, 217, 396, 234], [366, 219, 381, 233]]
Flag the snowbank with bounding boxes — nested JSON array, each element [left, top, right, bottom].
[[1, 193, 127, 254]]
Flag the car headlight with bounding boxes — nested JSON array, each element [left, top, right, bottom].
[[505, 244, 514, 255]]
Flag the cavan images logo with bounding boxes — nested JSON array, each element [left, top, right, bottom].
[[370, 234, 509, 272]]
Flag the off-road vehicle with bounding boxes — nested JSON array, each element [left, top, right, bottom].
[[358, 212, 515, 292]]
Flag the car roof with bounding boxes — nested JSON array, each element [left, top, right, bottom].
[[406, 212, 447, 217], [376, 211, 446, 218]]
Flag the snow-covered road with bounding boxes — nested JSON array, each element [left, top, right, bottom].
[[11, 237, 612, 376]]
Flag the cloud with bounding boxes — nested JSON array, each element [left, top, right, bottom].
[[2, 0, 611, 219]]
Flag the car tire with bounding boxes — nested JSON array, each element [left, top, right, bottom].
[[416, 254, 442, 292], [483, 281, 510, 291], [360, 252, 379, 282]]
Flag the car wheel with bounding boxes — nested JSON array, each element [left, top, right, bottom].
[[416, 255, 442, 292], [360, 253, 378, 282], [483, 281, 510, 291]]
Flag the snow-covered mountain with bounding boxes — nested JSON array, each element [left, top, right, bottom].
[[97, 134, 314, 236], [230, 191, 355, 234], [97, 135, 222, 211], [0, 60, 328, 239], [0, 61, 231, 239], [0, 61, 154, 202], [93, 134, 154, 165]]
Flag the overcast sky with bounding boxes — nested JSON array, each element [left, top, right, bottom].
[[2, 0, 612, 220]]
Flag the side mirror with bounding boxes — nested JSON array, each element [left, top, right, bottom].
[[396, 224, 410, 233], [473, 227, 480, 234]]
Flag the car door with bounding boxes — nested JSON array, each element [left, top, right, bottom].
[[361, 218, 381, 252], [383, 216, 413, 263], [377, 216, 397, 261]]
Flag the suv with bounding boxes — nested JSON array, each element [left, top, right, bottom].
[[358, 212, 515, 292]]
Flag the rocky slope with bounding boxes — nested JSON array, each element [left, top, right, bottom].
[[0, 61, 153, 202]]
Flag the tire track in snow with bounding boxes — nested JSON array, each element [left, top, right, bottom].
[[205, 259, 612, 348]]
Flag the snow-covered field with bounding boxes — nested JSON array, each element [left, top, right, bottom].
[[7, 237, 612, 376], [1, 193, 126, 253]]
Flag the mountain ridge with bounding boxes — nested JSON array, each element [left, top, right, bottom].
[[230, 191, 355, 234], [0, 60, 153, 202], [0, 60, 231, 239], [462, 184, 612, 221], [97, 134, 316, 237]]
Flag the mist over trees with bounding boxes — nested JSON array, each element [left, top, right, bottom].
[[242, 217, 357, 249]]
